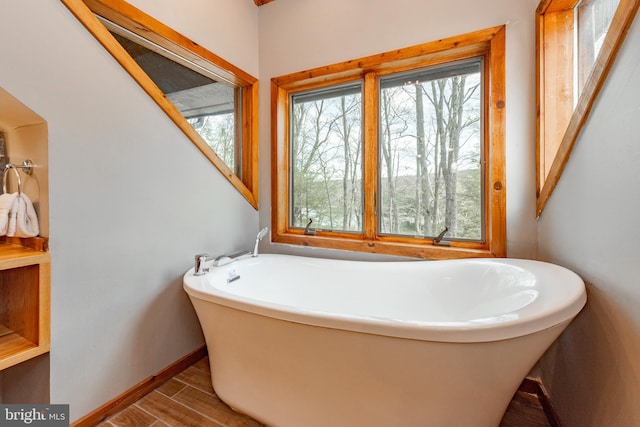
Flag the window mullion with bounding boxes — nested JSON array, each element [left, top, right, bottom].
[[272, 26, 507, 258], [362, 72, 379, 241]]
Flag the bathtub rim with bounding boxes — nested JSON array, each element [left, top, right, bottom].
[[183, 254, 587, 343]]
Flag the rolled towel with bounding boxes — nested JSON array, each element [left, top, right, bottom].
[[0, 192, 18, 236], [7, 192, 39, 238]]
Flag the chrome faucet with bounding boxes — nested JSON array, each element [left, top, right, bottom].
[[194, 254, 213, 276], [253, 227, 269, 257], [194, 251, 250, 275], [212, 252, 249, 267], [193, 227, 269, 275]]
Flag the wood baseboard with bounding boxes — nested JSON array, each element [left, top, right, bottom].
[[520, 377, 562, 427], [71, 345, 207, 427]]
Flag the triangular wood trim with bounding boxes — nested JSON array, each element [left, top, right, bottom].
[[536, 0, 640, 217]]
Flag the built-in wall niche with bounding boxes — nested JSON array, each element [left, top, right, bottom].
[[0, 87, 49, 240], [0, 86, 50, 404]]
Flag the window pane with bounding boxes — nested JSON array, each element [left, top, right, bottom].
[[290, 83, 363, 232], [107, 26, 241, 176], [379, 59, 483, 241], [188, 112, 238, 173], [577, 0, 620, 95]]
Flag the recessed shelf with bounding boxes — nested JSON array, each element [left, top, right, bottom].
[[0, 331, 43, 371], [0, 242, 50, 371]]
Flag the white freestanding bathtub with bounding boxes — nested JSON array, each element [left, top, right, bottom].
[[183, 254, 586, 427]]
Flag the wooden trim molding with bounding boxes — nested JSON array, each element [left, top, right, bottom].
[[71, 345, 207, 427], [271, 26, 506, 259], [536, 0, 640, 217], [61, 0, 260, 209], [254, 0, 275, 5], [519, 378, 562, 427], [0, 236, 48, 252]]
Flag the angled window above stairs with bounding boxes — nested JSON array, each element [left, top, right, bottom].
[[62, 0, 259, 208], [535, 0, 638, 217]]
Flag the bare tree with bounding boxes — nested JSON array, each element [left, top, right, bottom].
[[291, 67, 481, 240], [425, 75, 480, 237], [414, 82, 431, 236], [380, 89, 401, 232], [336, 96, 362, 230], [292, 94, 362, 231]]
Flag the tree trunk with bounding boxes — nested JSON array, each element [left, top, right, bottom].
[[381, 91, 399, 232], [444, 76, 466, 236], [341, 97, 351, 229], [415, 82, 430, 236]]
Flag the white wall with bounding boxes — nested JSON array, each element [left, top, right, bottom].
[[257, 0, 540, 259], [127, 0, 259, 75], [536, 13, 640, 427], [0, 0, 259, 421]]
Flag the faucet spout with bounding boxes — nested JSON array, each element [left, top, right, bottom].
[[253, 227, 269, 257], [194, 250, 251, 275]]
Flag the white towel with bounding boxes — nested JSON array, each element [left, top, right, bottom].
[[0, 192, 18, 236], [7, 192, 39, 238]]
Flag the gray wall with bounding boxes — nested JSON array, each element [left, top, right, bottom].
[[536, 12, 640, 427], [0, 0, 259, 421]]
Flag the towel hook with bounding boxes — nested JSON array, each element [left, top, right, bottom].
[[20, 159, 34, 175], [3, 164, 22, 196]]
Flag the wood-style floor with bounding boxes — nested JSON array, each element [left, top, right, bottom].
[[98, 357, 553, 427]]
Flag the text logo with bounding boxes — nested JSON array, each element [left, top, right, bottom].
[[0, 405, 69, 426]]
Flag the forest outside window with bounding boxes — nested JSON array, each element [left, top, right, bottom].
[[272, 27, 506, 259], [290, 82, 364, 233], [536, 0, 638, 216], [62, 0, 259, 208], [378, 60, 484, 242]]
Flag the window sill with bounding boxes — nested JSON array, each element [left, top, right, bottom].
[[272, 231, 501, 260]]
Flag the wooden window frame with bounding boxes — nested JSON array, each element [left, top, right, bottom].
[[271, 26, 506, 260], [61, 0, 260, 209], [536, 0, 639, 217]]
